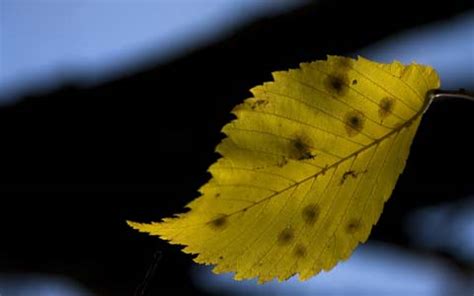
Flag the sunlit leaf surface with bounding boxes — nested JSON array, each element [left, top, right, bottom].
[[129, 56, 440, 283]]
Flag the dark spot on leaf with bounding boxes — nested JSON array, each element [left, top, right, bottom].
[[321, 164, 329, 175], [219, 256, 224, 260], [324, 74, 349, 96], [379, 97, 395, 119], [329, 76, 344, 91], [293, 244, 307, 258], [345, 219, 361, 234], [277, 228, 294, 245], [299, 151, 316, 160], [324, 57, 354, 96], [340, 170, 357, 185], [250, 99, 268, 110], [293, 138, 305, 151], [215, 193, 220, 198], [209, 214, 228, 230], [344, 110, 365, 137], [352, 79, 358, 85], [302, 203, 320, 225], [289, 136, 315, 161], [340, 169, 368, 185]]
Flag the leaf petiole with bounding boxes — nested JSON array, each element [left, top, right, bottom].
[[427, 89, 474, 102]]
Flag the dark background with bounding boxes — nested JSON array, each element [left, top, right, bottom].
[[1, 1, 473, 295]]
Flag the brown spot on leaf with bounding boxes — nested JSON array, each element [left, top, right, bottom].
[[344, 110, 365, 137], [352, 79, 358, 85], [340, 170, 357, 185], [293, 244, 307, 258], [299, 151, 315, 160], [289, 136, 315, 161], [321, 164, 329, 175], [379, 97, 395, 119], [324, 57, 353, 96], [345, 219, 361, 234], [209, 214, 228, 230], [302, 203, 320, 226], [277, 228, 294, 245], [250, 99, 268, 110], [340, 169, 368, 185], [324, 74, 349, 96]]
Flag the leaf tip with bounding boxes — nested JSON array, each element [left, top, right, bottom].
[[126, 220, 141, 229], [126, 220, 153, 233]]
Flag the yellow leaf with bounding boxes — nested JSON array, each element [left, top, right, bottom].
[[128, 56, 440, 283]]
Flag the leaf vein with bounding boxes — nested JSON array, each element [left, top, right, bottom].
[[212, 166, 298, 184], [262, 88, 397, 131], [226, 126, 346, 159], [305, 67, 409, 122], [348, 66, 419, 112]]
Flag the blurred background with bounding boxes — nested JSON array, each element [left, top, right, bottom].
[[0, 0, 473, 295]]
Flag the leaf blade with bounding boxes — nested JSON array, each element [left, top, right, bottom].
[[129, 56, 440, 283]]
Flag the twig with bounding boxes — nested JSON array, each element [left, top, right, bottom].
[[135, 250, 162, 296]]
